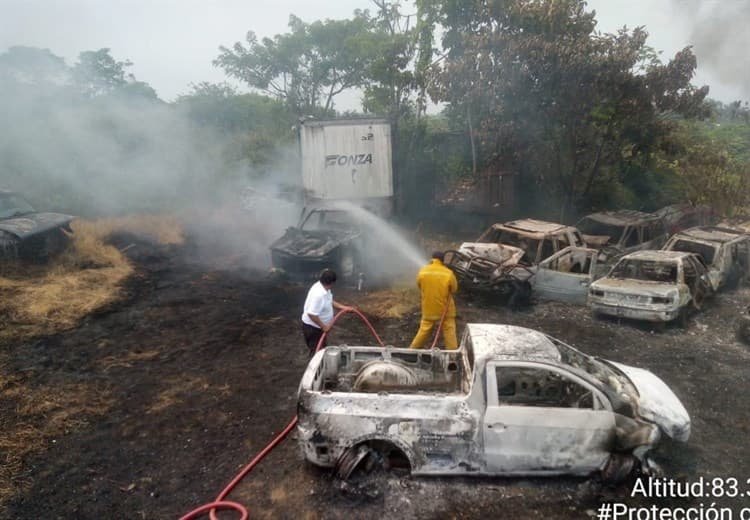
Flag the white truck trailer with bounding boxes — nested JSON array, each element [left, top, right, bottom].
[[299, 118, 393, 217]]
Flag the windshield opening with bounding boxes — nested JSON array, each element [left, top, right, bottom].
[[610, 258, 677, 283], [479, 229, 540, 263], [548, 337, 624, 393], [578, 218, 623, 242], [301, 210, 355, 231], [668, 239, 717, 264]]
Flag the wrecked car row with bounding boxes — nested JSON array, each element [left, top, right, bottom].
[[445, 208, 750, 326], [297, 323, 690, 481]]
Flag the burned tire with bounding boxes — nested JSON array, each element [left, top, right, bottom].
[[507, 281, 532, 309], [691, 290, 704, 311], [601, 454, 638, 485], [676, 308, 689, 329], [335, 441, 410, 481]]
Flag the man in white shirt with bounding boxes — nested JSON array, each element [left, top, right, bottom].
[[301, 269, 350, 354]]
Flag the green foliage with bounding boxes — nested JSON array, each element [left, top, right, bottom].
[[214, 14, 376, 116], [657, 119, 750, 215], [428, 0, 709, 218]]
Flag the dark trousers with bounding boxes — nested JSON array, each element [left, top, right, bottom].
[[302, 322, 326, 355]]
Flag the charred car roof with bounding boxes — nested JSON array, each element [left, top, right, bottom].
[[580, 210, 661, 226], [490, 218, 576, 237], [671, 226, 747, 244], [0, 191, 74, 239]]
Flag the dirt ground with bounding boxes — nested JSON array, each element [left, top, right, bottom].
[[3, 228, 750, 520]]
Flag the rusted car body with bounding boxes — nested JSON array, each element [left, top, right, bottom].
[[0, 190, 74, 261], [577, 210, 668, 268], [588, 250, 712, 324], [446, 219, 585, 303], [297, 324, 690, 480], [269, 206, 363, 279], [662, 226, 750, 291]]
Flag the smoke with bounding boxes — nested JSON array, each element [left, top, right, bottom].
[[0, 49, 305, 272], [670, 0, 750, 99]]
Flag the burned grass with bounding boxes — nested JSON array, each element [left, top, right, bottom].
[[0, 216, 186, 342], [0, 369, 113, 511]]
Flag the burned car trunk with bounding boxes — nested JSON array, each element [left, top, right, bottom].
[[0, 191, 74, 262]]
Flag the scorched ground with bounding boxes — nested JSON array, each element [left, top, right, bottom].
[[2, 232, 750, 519]]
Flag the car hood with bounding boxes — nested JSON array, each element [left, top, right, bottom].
[[457, 242, 525, 266], [591, 277, 679, 297], [609, 361, 691, 441], [0, 212, 74, 239], [270, 227, 358, 258]]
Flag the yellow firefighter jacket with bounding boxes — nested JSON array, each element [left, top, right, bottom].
[[417, 259, 458, 321]]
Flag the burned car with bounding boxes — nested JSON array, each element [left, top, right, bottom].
[[588, 250, 712, 325], [0, 190, 74, 261], [577, 210, 668, 268], [446, 219, 585, 304], [297, 323, 690, 481], [270, 206, 363, 279], [662, 226, 750, 291]]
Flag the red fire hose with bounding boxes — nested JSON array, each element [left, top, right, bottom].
[[179, 307, 384, 520]]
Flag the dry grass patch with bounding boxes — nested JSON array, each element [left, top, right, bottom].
[[84, 214, 185, 245], [355, 285, 420, 319], [0, 215, 185, 342], [0, 219, 133, 340]]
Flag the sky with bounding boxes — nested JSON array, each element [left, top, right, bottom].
[[0, 0, 747, 107]]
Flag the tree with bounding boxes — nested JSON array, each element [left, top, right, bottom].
[[429, 0, 709, 218], [0, 46, 68, 87], [73, 48, 157, 100], [658, 122, 750, 215], [215, 14, 376, 116]]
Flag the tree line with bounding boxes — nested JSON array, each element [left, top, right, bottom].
[[1, 0, 749, 221]]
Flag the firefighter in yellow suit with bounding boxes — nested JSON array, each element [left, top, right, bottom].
[[410, 251, 459, 349]]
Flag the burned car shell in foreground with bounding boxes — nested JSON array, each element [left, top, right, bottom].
[[588, 250, 712, 323], [297, 324, 690, 479], [662, 226, 750, 292], [269, 207, 362, 279], [0, 190, 74, 261]]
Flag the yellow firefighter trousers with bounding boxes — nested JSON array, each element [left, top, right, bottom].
[[409, 317, 457, 350]]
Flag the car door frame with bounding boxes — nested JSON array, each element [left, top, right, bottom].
[[481, 361, 615, 475], [532, 246, 599, 304]]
